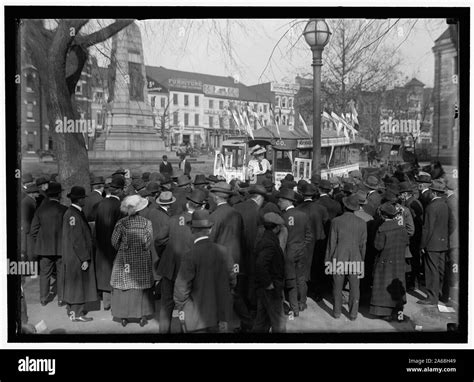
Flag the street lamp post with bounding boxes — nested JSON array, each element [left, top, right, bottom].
[[303, 18, 331, 175]]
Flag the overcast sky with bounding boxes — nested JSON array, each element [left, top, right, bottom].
[[133, 18, 447, 89]]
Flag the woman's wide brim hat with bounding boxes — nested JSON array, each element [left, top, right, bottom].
[[120, 195, 149, 215]]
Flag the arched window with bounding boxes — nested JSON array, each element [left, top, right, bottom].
[[282, 97, 287, 108], [275, 96, 280, 107], [288, 98, 293, 108]]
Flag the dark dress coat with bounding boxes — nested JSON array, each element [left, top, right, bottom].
[[159, 161, 173, 176], [370, 219, 409, 315], [30, 199, 67, 257], [210, 203, 243, 267], [317, 194, 342, 222], [83, 190, 103, 222], [325, 212, 367, 267], [420, 197, 449, 252], [296, 199, 329, 280], [21, 195, 37, 260], [363, 190, 382, 217], [62, 206, 98, 304], [157, 211, 194, 281], [174, 238, 237, 332], [282, 206, 312, 283], [94, 196, 122, 292], [170, 187, 191, 216]]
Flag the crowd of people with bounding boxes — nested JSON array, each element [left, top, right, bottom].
[[20, 156, 458, 333]]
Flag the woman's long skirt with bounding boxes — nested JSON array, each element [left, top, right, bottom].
[[111, 288, 154, 319]]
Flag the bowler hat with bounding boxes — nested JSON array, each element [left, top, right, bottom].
[[429, 179, 446, 193], [263, 212, 285, 226], [109, 177, 125, 189], [210, 182, 234, 195], [156, 191, 176, 205], [283, 174, 294, 182], [342, 194, 360, 211], [379, 202, 397, 218], [363, 175, 380, 190], [36, 177, 49, 187], [90, 176, 105, 186], [131, 178, 146, 191], [280, 180, 297, 189], [186, 189, 207, 205], [398, 181, 413, 194], [277, 188, 296, 202], [177, 175, 191, 187], [191, 209, 214, 228], [301, 183, 317, 197], [193, 174, 209, 185], [25, 184, 39, 193], [67, 186, 86, 199], [318, 179, 332, 191], [46, 182, 62, 196], [416, 172, 432, 183], [248, 184, 268, 198]]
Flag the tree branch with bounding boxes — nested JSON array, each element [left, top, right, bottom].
[[75, 19, 135, 48]]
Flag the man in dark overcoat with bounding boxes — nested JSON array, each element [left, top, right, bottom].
[[170, 175, 192, 216], [156, 189, 206, 333], [84, 176, 105, 222], [35, 176, 50, 209], [278, 188, 313, 315], [94, 177, 124, 310], [417, 180, 450, 305], [174, 210, 237, 333], [296, 183, 329, 300], [22, 184, 39, 263], [62, 186, 97, 322], [317, 179, 342, 222], [325, 194, 367, 320], [208, 182, 248, 331], [30, 182, 67, 306], [233, 185, 267, 313], [362, 176, 382, 217], [416, 172, 432, 213], [159, 155, 173, 177]]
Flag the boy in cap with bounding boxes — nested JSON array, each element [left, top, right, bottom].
[[253, 212, 286, 333]]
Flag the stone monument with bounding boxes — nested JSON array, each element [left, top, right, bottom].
[[90, 22, 165, 161]]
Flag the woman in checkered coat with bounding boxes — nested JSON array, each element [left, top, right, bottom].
[[110, 195, 155, 327], [370, 203, 409, 322]]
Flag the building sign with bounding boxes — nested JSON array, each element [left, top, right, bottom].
[[168, 78, 203, 91], [271, 138, 297, 150], [147, 78, 167, 92], [204, 109, 225, 116], [297, 139, 313, 148], [203, 84, 239, 98], [380, 117, 421, 134], [270, 82, 300, 95]]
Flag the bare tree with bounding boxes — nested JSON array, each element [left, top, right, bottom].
[[22, 19, 134, 195]]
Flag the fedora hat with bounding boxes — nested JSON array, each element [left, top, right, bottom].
[[90, 176, 105, 186], [46, 182, 62, 196], [342, 194, 360, 211], [386, 184, 400, 196], [144, 182, 161, 196], [248, 184, 268, 198], [191, 209, 214, 228], [67, 186, 86, 199], [262, 178, 274, 191], [156, 191, 176, 205], [416, 172, 432, 183], [109, 177, 125, 189], [301, 183, 317, 197], [429, 179, 446, 193], [25, 184, 39, 193], [383, 190, 399, 203], [177, 175, 191, 187], [318, 179, 332, 191], [445, 177, 457, 191], [206, 175, 220, 184], [356, 190, 368, 205], [379, 202, 398, 218], [363, 175, 380, 190], [186, 189, 207, 205], [193, 174, 209, 185], [277, 187, 296, 202], [36, 177, 49, 186], [398, 181, 413, 194], [343, 182, 354, 194], [142, 172, 150, 182], [131, 178, 146, 191], [263, 212, 285, 226], [120, 195, 148, 215], [210, 182, 234, 195], [280, 179, 297, 189]]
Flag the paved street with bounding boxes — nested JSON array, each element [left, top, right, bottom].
[[23, 276, 458, 335]]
